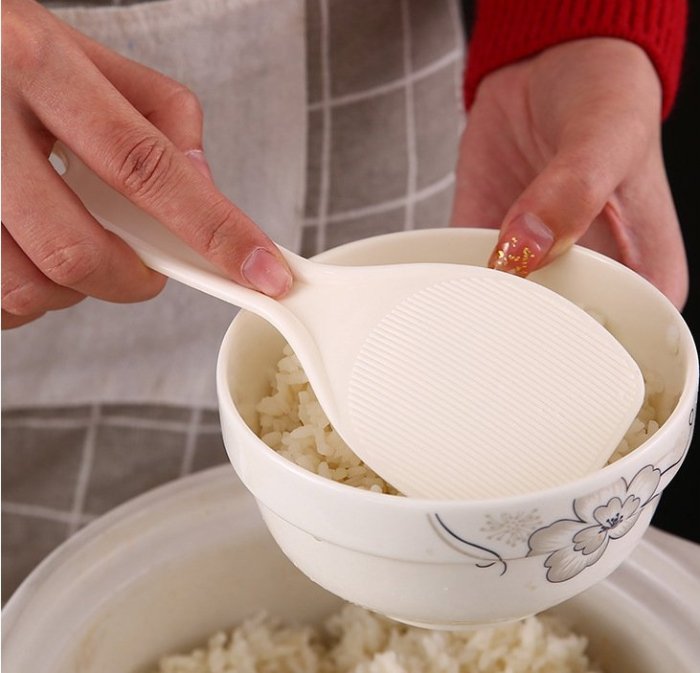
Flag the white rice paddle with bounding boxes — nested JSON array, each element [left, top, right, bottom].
[[60, 148, 645, 499]]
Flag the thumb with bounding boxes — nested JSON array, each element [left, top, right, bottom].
[[487, 146, 626, 276]]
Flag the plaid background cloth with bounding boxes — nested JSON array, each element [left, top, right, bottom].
[[299, 0, 465, 256], [2, 404, 228, 598], [2, 0, 466, 600]]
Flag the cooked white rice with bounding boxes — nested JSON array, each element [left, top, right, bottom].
[[257, 345, 399, 494], [257, 344, 662, 495], [152, 604, 601, 673]]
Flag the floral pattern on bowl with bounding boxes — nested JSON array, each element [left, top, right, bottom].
[[526, 464, 662, 582], [432, 405, 696, 582]]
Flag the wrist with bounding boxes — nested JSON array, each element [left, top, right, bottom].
[[527, 38, 663, 129]]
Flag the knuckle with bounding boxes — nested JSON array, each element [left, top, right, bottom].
[[114, 133, 175, 201], [140, 274, 167, 301], [2, 310, 44, 329], [621, 113, 652, 148], [573, 175, 600, 212], [2, 277, 42, 316], [198, 201, 240, 260], [39, 238, 104, 288], [3, 16, 51, 76], [164, 83, 203, 122], [557, 164, 601, 212]]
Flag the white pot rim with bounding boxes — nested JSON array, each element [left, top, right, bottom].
[[3, 466, 700, 672]]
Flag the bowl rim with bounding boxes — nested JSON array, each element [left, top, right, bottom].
[[216, 228, 698, 510]]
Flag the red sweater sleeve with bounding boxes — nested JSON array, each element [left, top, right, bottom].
[[464, 0, 688, 119]]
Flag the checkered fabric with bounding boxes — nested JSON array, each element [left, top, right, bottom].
[[2, 404, 228, 599], [299, 0, 465, 255], [2, 0, 466, 600]]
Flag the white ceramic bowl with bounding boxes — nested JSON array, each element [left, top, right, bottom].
[[217, 228, 698, 628], [3, 467, 699, 673]]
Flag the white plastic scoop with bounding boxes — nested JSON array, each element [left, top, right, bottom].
[[58, 147, 645, 499]]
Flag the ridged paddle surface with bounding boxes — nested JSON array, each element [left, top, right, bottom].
[[347, 276, 644, 499]]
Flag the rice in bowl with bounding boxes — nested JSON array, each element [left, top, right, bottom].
[[257, 345, 663, 495]]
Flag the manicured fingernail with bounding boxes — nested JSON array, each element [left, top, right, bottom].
[[488, 213, 554, 277], [242, 248, 293, 297], [185, 149, 213, 182]]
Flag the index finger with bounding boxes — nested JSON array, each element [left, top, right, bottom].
[[21, 30, 291, 297]]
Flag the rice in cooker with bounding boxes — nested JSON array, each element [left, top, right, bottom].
[[151, 604, 601, 673]]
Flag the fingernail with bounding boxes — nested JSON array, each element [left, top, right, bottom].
[[185, 149, 213, 182], [242, 248, 293, 297], [488, 213, 554, 277]]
